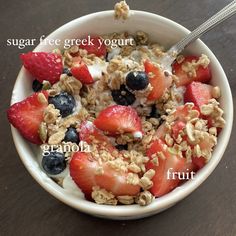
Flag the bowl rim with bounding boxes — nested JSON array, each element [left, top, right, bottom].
[[10, 10, 233, 218]]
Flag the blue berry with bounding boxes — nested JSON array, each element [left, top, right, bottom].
[[32, 79, 43, 92], [64, 127, 79, 143], [149, 105, 161, 118], [42, 151, 66, 175], [111, 85, 135, 106], [126, 71, 149, 90], [63, 68, 72, 76], [116, 144, 128, 151], [48, 92, 76, 117]]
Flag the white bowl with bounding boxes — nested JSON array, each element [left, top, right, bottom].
[[10, 10, 233, 220]]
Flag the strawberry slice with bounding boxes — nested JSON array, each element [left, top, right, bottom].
[[69, 152, 97, 199], [69, 152, 140, 199], [71, 63, 94, 84], [146, 139, 186, 197], [184, 81, 213, 107], [20, 52, 63, 84], [94, 105, 142, 136], [7, 91, 48, 144], [144, 60, 172, 101], [79, 36, 106, 57], [172, 55, 211, 87], [192, 157, 206, 170], [79, 121, 114, 151]]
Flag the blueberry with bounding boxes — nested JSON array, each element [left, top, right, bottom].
[[126, 71, 149, 91], [48, 92, 76, 117], [149, 104, 161, 119], [32, 79, 43, 92], [42, 151, 66, 175], [64, 127, 79, 143], [111, 85, 135, 106], [62, 68, 72, 76], [116, 144, 128, 151]]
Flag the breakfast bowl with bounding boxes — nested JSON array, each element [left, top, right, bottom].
[[10, 10, 233, 220]]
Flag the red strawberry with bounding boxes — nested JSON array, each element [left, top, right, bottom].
[[172, 55, 211, 87], [79, 121, 114, 151], [69, 152, 97, 199], [94, 105, 142, 135], [69, 152, 140, 198], [20, 52, 63, 84], [71, 63, 94, 84], [7, 91, 48, 144], [192, 157, 206, 170], [144, 60, 172, 101], [146, 139, 186, 197], [79, 36, 106, 57], [184, 81, 213, 107]]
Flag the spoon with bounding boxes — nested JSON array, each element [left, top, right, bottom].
[[160, 0, 236, 72]]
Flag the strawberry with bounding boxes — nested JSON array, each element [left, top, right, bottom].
[[192, 157, 206, 170], [172, 55, 211, 87], [7, 91, 48, 144], [144, 60, 172, 101], [79, 36, 106, 57], [146, 139, 186, 197], [71, 63, 94, 84], [94, 105, 142, 136], [184, 81, 213, 107], [20, 52, 63, 84], [79, 121, 114, 151], [69, 152, 97, 199], [69, 152, 140, 198]]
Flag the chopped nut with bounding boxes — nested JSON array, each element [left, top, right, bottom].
[[128, 163, 141, 173], [186, 122, 195, 142], [212, 86, 221, 99], [143, 169, 155, 179], [37, 93, 48, 104], [39, 122, 47, 143], [114, 0, 130, 20], [139, 176, 153, 190], [126, 173, 140, 185], [91, 187, 117, 205], [117, 195, 134, 205], [135, 191, 154, 206], [48, 128, 66, 145]]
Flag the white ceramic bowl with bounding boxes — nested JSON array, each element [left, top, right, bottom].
[[10, 10, 233, 220]]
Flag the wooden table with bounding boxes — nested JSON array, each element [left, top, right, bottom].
[[0, 0, 235, 235]]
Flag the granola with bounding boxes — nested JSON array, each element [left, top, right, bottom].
[[7, 2, 226, 208]]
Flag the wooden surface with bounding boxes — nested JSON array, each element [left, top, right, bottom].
[[0, 0, 235, 235]]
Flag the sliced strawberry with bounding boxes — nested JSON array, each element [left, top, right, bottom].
[[192, 157, 206, 170], [144, 60, 172, 101], [146, 139, 186, 197], [71, 63, 94, 84], [70, 152, 140, 198], [79, 36, 106, 57], [69, 152, 97, 199], [79, 121, 114, 151], [172, 55, 211, 87], [7, 91, 48, 144], [94, 105, 142, 135], [95, 165, 140, 196], [184, 81, 213, 107], [20, 52, 63, 84]]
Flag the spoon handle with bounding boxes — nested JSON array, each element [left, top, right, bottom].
[[168, 0, 236, 56]]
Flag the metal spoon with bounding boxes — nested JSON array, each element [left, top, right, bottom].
[[160, 0, 236, 72]]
